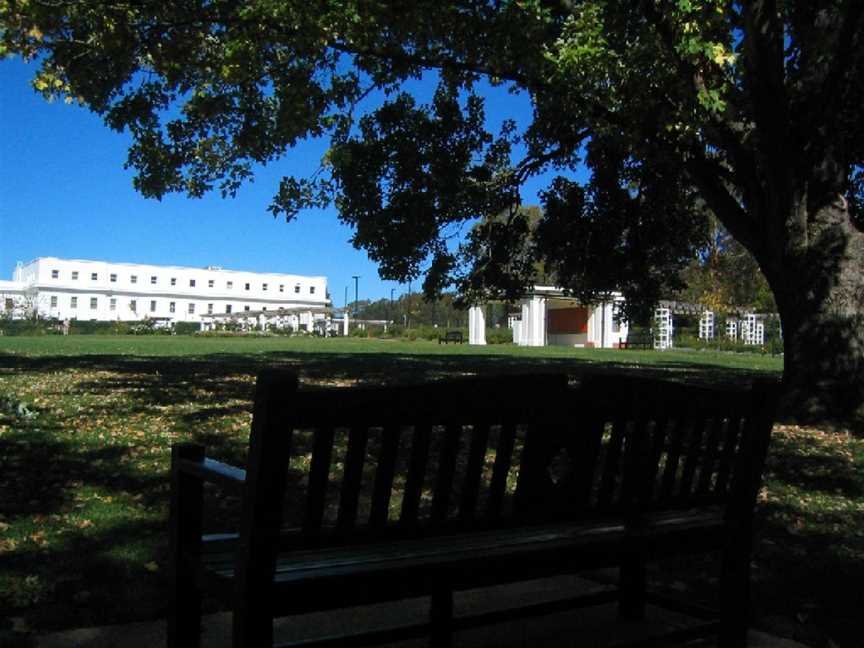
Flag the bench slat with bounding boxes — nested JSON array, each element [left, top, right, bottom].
[[713, 416, 742, 496], [597, 417, 626, 508], [460, 421, 491, 519], [337, 426, 369, 531], [369, 424, 400, 528], [400, 424, 432, 528], [431, 423, 462, 523], [678, 417, 707, 500], [659, 417, 687, 503], [642, 418, 669, 506], [571, 416, 605, 511], [696, 417, 724, 496], [303, 426, 336, 533], [486, 421, 517, 519]]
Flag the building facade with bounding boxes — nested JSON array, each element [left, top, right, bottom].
[[0, 257, 330, 324]]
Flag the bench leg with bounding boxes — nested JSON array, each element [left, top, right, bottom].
[[430, 587, 453, 648], [719, 541, 751, 648], [619, 551, 647, 620], [168, 444, 205, 648]]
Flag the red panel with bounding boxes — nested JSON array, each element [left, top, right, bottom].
[[547, 307, 588, 334]]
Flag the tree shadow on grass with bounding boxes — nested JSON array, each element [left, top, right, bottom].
[[0, 347, 783, 636]]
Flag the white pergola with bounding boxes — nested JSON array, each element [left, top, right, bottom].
[[199, 305, 332, 334], [468, 287, 627, 348]]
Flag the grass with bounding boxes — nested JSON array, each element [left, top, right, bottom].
[[0, 335, 860, 646]]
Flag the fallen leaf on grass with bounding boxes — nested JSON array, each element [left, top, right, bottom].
[[144, 561, 159, 572]]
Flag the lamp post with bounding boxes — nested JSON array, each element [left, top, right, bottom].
[[390, 287, 395, 325], [352, 275, 360, 317]]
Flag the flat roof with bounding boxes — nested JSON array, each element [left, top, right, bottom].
[[20, 257, 326, 280]]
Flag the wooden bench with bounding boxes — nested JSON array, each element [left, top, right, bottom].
[[168, 371, 778, 648], [619, 332, 654, 350], [438, 330, 464, 344]]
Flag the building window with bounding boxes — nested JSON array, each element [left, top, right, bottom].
[[262, 306, 267, 311], [310, 286, 315, 294], [244, 305, 250, 311], [207, 303, 213, 314], [4, 298, 13, 311], [110, 298, 116, 311], [188, 303, 195, 314], [72, 271, 79, 280], [190, 279, 196, 287], [131, 275, 138, 284], [262, 283, 268, 291], [245, 283, 250, 290], [226, 305, 232, 314], [51, 269, 59, 279], [227, 281, 233, 289], [208, 279, 214, 288], [50, 296, 58, 308], [151, 276, 157, 285], [91, 272, 98, 281], [294, 284, 300, 293], [170, 277, 176, 286], [150, 300, 157, 312], [90, 298, 97, 309], [279, 285, 284, 292], [110, 273, 117, 282], [169, 302, 176, 313], [130, 299, 137, 312], [71, 296, 78, 309]]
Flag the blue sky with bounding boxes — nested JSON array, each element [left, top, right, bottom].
[[1, 58, 558, 304]]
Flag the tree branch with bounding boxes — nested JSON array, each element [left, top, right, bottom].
[[812, 1, 864, 141], [741, 0, 792, 210], [685, 150, 758, 255], [328, 41, 534, 89]]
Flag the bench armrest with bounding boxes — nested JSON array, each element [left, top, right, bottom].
[[177, 456, 246, 493]]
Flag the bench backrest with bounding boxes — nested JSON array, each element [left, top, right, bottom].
[[515, 375, 778, 524], [238, 372, 570, 549], [234, 371, 778, 590]]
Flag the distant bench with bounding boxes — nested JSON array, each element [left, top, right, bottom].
[[619, 331, 654, 350], [169, 371, 778, 648], [438, 330, 464, 344]]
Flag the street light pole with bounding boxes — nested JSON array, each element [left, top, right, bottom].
[[352, 275, 360, 317], [390, 288, 395, 325]]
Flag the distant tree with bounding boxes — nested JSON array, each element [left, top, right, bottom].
[[678, 220, 776, 314], [4, 2, 864, 420]]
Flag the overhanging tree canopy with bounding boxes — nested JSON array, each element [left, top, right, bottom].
[[3, 1, 863, 421]]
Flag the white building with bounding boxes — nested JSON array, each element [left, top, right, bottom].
[[468, 286, 628, 348], [0, 257, 330, 325]]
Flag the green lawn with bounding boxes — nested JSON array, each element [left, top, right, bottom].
[[0, 335, 860, 646]]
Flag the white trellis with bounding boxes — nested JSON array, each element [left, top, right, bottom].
[[699, 310, 715, 340], [654, 307, 673, 350], [742, 313, 760, 346], [726, 320, 738, 341]]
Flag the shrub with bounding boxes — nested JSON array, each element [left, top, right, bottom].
[[0, 318, 56, 336], [486, 328, 514, 344], [173, 322, 200, 335]]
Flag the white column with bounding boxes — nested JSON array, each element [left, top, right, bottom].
[[519, 302, 530, 346], [342, 312, 349, 336], [468, 305, 487, 345], [526, 296, 546, 346]]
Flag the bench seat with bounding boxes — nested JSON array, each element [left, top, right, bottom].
[[198, 508, 725, 612]]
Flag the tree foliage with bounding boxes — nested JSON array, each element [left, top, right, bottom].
[[4, 1, 864, 417]]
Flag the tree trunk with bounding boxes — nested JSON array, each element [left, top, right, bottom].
[[764, 200, 864, 424]]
